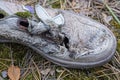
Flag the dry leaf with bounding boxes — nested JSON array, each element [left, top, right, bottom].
[[8, 65, 20, 80]]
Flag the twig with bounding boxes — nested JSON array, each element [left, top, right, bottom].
[[57, 70, 65, 80], [9, 45, 14, 65], [0, 62, 9, 68], [105, 3, 120, 26], [31, 59, 41, 80]]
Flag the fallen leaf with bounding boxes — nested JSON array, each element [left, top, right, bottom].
[[8, 65, 20, 80]]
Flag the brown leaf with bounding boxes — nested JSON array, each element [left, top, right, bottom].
[[8, 65, 20, 80]]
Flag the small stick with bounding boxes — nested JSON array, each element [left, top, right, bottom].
[[105, 3, 120, 26]]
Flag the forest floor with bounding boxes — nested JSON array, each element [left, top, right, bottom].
[[0, 0, 120, 80]]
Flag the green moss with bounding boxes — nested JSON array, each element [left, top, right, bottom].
[[0, 9, 8, 17], [117, 39, 120, 52], [0, 44, 11, 70], [110, 20, 120, 29], [110, 20, 120, 39], [0, 43, 27, 71], [52, 1, 61, 8], [15, 11, 32, 18], [51, 0, 65, 8], [22, 73, 33, 80], [110, 20, 120, 52]]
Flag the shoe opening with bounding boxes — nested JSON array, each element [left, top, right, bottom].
[[0, 13, 5, 19], [17, 19, 29, 28], [62, 37, 69, 49]]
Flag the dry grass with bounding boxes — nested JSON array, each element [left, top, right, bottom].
[[0, 0, 120, 80]]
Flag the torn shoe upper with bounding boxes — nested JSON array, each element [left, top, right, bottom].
[[0, 1, 116, 68]]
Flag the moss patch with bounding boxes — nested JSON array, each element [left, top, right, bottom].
[[117, 39, 120, 52], [15, 11, 32, 18], [0, 9, 8, 17], [52, 1, 61, 8], [110, 20, 120, 53], [110, 20, 120, 29], [51, 0, 65, 8], [0, 43, 28, 70]]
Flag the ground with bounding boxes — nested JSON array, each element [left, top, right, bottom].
[[0, 0, 120, 80]]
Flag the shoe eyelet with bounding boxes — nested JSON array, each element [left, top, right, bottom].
[[17, 18, 29, 31]]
